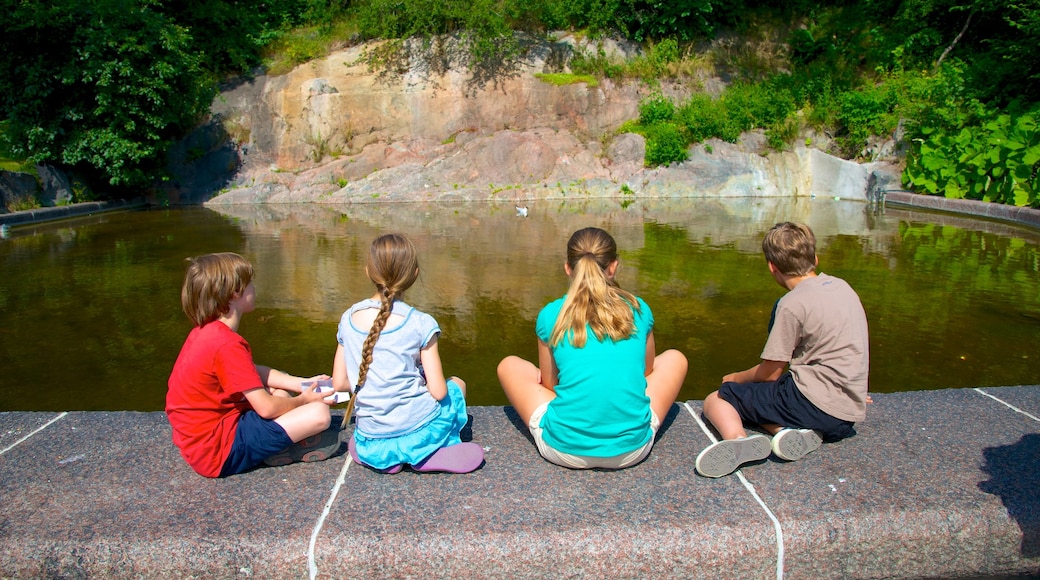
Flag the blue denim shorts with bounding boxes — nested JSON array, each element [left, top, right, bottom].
[[219, 410, 294, 477], [718, 372, 856, 442]]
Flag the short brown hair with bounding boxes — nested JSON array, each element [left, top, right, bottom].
[[762, 222, 817, 276], [180, 252, 254, 326]]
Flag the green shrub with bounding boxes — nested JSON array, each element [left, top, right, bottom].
[[644, 122, 688, 167], [722, 81, 795, 133], [639, 94, 676, 125], [676, 94, 739, 143], [766, 117, 800, 151], [569, 42, 626, 79], [904, 110, 1040, 207], [837, 85, 896, 153]]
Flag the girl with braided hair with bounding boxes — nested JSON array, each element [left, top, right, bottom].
[[498, 227, 687, 469], [331, 234, 483, 474]]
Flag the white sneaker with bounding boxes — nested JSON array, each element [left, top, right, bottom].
[[771, 428, 823, 461], [695, 434, 772, 478]]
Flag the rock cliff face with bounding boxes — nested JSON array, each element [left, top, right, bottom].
[[177, 37, 901, 206]]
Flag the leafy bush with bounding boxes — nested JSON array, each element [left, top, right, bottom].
[[644, 122, 688, 166], [616, 0, 726, 42], [722, 81, 796, 134], [570, 46, 626, 79], [836, 85, 896, 155], [766, 117, 800, 150], [0, 1, 213, 190], [639, 94, 676, 125], [904, 110, 1040, 207], [676, 94, 740, 142]]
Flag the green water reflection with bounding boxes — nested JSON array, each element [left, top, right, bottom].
[[1, 198, 1038, 411]]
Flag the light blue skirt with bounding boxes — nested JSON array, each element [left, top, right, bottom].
[[353, 380, 468, 469]]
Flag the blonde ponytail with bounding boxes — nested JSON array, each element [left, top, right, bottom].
[[550, 228, 639, 348]]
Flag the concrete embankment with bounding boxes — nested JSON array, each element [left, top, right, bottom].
[[0, 198, 148, 228], [1, 387, 1038, 579]]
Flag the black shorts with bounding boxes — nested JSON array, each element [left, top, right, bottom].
[[219, 410, 293, 477], [718, 372, 856, 442]]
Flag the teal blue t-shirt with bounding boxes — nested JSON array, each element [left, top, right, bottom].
[[536, 295, 654, 457]]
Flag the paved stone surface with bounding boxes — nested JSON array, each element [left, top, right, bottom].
[[1, 387, 1038, 579]]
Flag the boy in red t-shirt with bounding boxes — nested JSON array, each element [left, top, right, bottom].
[[167, 252, 339, 477]]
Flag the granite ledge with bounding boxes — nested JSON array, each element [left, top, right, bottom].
[[1, 386, 1038, 579]]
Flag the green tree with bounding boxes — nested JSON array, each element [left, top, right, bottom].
[[0, 0, 213, 190]]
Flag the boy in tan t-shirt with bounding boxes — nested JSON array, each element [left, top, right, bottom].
[[695, 222, 870, 478]]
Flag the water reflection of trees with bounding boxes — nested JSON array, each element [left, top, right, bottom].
[[207, 198, 1040, 398]]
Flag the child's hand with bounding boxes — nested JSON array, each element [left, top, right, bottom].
[[301, 374, 330, 387], [300, 379, 338, 405], [299, 383, 337, 406]]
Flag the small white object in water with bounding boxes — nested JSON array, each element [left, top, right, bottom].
[[59, 454, 85, 465], [828, 484, 837, 493], [515, 206, 528, 217], [0, 224, 9, 239]]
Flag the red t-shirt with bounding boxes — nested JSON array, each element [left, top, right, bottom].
[[166, 321, 263, 477]]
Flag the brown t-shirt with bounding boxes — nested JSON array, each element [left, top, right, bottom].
[[761, 273, 869, 422]]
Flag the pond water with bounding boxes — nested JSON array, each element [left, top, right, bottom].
[[1, 198, 1039, 411]]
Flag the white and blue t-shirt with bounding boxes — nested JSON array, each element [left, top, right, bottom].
[[337, 299, 441, 438]]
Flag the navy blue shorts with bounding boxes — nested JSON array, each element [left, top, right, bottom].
[[718, 372, 856, 442], [219, 410, 294, 477]]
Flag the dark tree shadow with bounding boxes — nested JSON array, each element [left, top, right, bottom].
[[977, 433, 1040, 558]]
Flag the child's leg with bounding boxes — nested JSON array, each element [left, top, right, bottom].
[[645, 349, 687, 423], [703, 391, 750, 440], [448, 376, 466, 396], [497, 356, 555, 426], [274, 402, 332, 442]]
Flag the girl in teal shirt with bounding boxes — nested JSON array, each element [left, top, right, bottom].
[[497, 227, 688, 469]]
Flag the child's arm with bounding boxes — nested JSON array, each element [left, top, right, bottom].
[[331, 344, 353, 393], [644, 330, 657, 376], [256, 365, 328, 394], [419, 336, 448, 401], [722, 359, 787, 384], [537, 339, 558, 391], [242, 384, 333, 419]]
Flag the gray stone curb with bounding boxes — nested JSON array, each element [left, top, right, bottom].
[[0, 198, 148, 228], [884, 191, 1040, 231], [1, 387, 1038, 579]]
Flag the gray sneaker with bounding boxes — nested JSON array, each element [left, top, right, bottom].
[[771, 428, 823, 461], [264, 428, 343, 467], [695, 433, 772, 478]]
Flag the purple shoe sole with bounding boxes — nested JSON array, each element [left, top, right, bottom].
[[347, 436, 403, 474], [412, 442, 485, 474]]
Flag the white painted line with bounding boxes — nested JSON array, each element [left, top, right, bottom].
[[684, 402, 785, 580], [308, 448, 353, 580], [0, 412, 68, 456], [974, 388, 1040, 422]]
